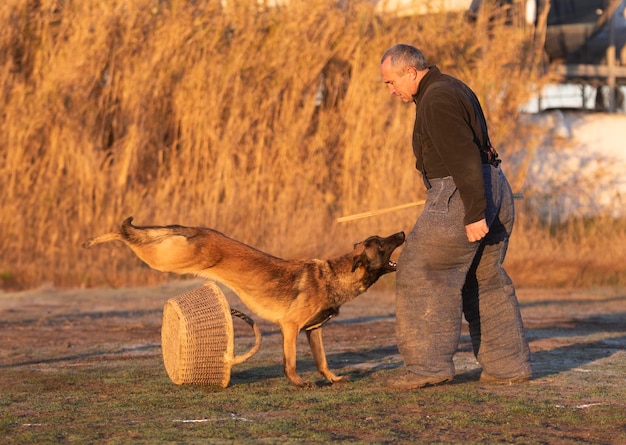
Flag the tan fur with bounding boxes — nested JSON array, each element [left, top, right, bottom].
[[83, 217, 405, 387]]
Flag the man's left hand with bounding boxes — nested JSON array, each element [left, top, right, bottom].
[[465, 219, 488, 242]]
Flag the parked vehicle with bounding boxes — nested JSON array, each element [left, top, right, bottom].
[[542, 0, 625, 65]]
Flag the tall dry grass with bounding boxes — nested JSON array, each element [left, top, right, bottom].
[[1, 0, 623, 290]]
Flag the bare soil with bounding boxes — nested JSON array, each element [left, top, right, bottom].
[[1, 280, 625, 444]]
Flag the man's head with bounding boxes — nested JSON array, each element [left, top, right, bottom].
[[380, 44, 428, 103]]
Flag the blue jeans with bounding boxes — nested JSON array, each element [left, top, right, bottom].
[[395, 165, 531, 379]]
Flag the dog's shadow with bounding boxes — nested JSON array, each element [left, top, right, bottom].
[[230, 344, 403, 387], [230, 313, 402, 386]]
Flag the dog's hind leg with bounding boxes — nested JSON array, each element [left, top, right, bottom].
[[82, 232, 124, 248], [306, 328, 348, 384], [82, 217, 134, 248]]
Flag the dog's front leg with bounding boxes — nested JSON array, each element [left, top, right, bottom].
[[306, 328, 349, 384], [280, 323, 314, 388]]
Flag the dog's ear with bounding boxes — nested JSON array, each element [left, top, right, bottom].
[[351, 252, 369, 272]]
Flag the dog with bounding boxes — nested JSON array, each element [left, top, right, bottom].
[[83, 217, 405, 387]]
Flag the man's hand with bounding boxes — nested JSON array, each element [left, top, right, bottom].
[[465, 218, 488, 242]]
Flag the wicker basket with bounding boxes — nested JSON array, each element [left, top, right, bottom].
[[161, 281, 261, 387]]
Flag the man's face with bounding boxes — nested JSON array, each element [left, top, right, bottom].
[[380, 56, 418, 103]]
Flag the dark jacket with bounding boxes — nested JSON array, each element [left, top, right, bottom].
[[412, 66, 491, 225]]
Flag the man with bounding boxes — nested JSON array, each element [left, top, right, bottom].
[[380, 44, 531, 389]]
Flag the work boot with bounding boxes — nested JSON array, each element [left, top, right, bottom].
[[387, 372, 452, 390], [479, 371, 530, 385]]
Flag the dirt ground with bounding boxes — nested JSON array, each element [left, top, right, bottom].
[[1, 280, 625, 443]]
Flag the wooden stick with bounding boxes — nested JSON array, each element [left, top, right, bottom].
[[336, 194, 523, 223], [336, 200, 426, 223]]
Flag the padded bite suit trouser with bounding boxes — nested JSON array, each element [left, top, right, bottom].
[[395, 166, 531, 380]]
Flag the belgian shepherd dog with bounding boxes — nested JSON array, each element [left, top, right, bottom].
[[84, 217, 405, 387]]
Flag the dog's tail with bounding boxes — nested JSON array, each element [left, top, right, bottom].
[[82, 216, 135, 249]]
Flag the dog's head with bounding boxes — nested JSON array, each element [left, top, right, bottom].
[[351, 231, 405, 283]]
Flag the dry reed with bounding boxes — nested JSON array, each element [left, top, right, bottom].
[[1, 0, 623, 290]]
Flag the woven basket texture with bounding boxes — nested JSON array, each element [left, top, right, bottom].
[[161, 282, 235, 387]]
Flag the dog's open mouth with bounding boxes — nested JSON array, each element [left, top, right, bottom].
[[387, 259, 398, 271]]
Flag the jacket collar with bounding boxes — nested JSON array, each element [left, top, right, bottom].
[[413, 65, 442, 105]]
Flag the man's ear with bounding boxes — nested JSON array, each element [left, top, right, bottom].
[[406, 66, 417, 80], [352, 253, 369, 272]]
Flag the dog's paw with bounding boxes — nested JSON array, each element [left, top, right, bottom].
[[321, 371, 350, 385], [330, 376, 351, 385], [287, 375, 316, 388], [292, 380, 316, 389]]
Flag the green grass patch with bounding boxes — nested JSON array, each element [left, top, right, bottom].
[[2, 358, 625, 444]]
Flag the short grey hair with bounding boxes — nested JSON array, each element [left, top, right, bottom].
[[381, 44, 428, 72]]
